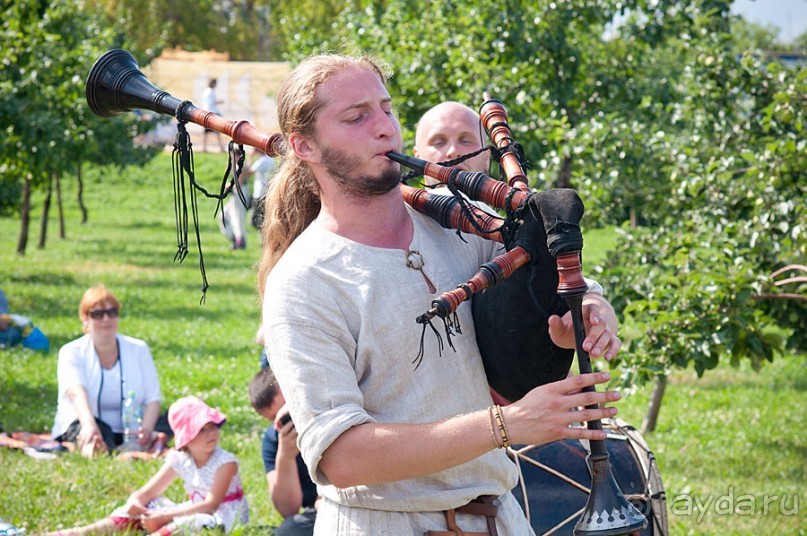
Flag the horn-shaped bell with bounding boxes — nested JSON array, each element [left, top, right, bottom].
[[86, 49, 285, 156], [575, 452, 648, 535], [85, 49, 184, 119]]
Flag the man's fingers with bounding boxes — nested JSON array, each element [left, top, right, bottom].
[[548, 313, 576, 348], [583, 326, 623, 360], [584, 329, 610, 356], [564, 422, 609, 441], [560, 407, 619, 439], [604, 337, 622, 360], [569, 405, 618, 422], [571, 389, 621, 407], [547, 314, 565, 334], [561, 372, 611, 392]]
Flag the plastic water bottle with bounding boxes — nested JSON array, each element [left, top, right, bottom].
[[122, 390, 142, 451]]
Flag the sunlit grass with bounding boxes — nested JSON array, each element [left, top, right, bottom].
[[0, 153, 803, 534]]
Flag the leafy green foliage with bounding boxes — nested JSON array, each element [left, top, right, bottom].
[[87, 0, 292, 61], [598, 56, 805, 385], [0, 1, 159, 209], [284, 0, 647, 159], [280, 0, 805, 387]]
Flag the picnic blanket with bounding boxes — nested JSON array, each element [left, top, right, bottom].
[[0, 431, 171, 460], [0, 431, 72, 459]]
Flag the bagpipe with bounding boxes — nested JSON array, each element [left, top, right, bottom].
[[86, 49, 665, 535]]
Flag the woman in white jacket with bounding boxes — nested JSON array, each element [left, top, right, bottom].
[[52, 284, 163, 457]]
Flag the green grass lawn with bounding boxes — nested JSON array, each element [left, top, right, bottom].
[[1, 152, 804, 534]]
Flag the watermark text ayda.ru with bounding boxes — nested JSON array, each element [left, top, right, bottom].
[[671, 487, 799, 523]]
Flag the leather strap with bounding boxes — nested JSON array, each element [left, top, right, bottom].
[[424, 495, 499, 536]]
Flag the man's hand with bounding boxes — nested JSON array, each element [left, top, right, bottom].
[[504, 372, 620, 446], [275, 407, 300, 460], [548, 293, 622, 360]]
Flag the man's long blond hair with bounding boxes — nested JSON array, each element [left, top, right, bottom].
[[257, 54, 388, 298]]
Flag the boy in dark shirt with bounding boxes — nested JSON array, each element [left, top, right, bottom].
[[249, 368, 317, 535]]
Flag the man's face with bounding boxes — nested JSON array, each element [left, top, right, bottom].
[[414, 102, 490, 185], [306, 67, 403, 198], [258, 391, 286, 422]]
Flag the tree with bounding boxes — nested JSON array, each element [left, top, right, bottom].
[[87, 0, 279, 61], [282, 0, 729, 221], [0, 0, 158, 253], [267, 0, 378, 60], [596, 36, 805, 430], [281, 0, 805, 429]]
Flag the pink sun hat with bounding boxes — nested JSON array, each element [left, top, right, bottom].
[[168, 395, 227, 449]]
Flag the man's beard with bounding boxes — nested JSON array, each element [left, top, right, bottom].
[[320, 147, 401, 198]]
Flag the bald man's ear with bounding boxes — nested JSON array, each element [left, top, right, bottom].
[[288, 132, 320, 163]]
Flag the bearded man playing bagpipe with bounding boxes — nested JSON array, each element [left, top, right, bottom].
[[255, 52, 626, 536]]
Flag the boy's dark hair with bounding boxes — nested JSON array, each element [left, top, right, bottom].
[[248, 367, 280, 412]]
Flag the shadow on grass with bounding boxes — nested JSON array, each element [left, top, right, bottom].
[[5, 272, 83, 287], [670, 363, 807, 393], [156, 337, 255, 361], [239, 525, 277, 535], [4, 273, 87, 316], [69, 236, 260, 274], [0, 371, 56, 432]]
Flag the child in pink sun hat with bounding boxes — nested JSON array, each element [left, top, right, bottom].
[[169, 395, 228, 449], [41, 396, 248, 536]]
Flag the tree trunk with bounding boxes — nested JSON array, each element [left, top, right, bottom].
[[77, 163, 88, 223], [16, 178, 31, 255], [38, 173, 53, 249], [56, 172, 66, 238], [557, 154, 572, 188], [642, 376, 667, 434]]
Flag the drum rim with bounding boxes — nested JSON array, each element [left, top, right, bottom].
[[508, 417, 668, 535]]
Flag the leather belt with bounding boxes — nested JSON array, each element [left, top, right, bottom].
[[425, 495, 499, 536]]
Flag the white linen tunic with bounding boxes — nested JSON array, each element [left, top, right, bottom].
[[263, 206, 534, 535]]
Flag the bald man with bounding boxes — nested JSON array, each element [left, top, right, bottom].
[[412, 100, 622, 382], [414, 101, 491, 184]]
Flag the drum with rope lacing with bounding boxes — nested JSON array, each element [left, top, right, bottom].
[[509, 418, 668, 535]]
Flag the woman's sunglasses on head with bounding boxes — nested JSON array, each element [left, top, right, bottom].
[[88, 307, 119, 319]]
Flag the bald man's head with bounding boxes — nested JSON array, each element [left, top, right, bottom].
[[414, 101, 490, 185]]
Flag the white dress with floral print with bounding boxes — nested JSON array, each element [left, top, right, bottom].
[[110, 446, 248, 533]]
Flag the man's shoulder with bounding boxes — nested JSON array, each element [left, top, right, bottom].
[[270, 225, 339, 274], [262, 424, 279, 444]]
